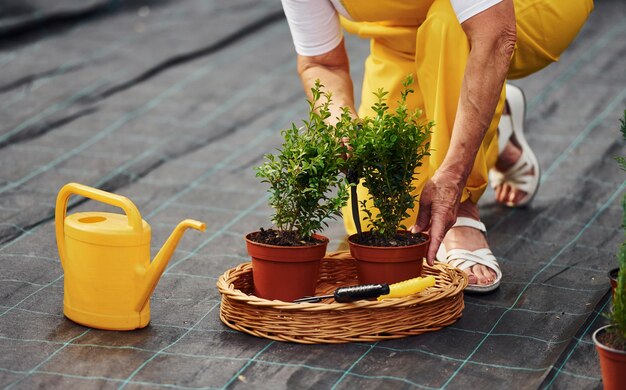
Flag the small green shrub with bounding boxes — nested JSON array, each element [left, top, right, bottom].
[[255, 81, 349, 241], [608, 109, 626, 345], [346, 75, 433, 239]]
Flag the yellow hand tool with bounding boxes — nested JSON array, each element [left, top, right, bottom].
[[293, 275, 436, 303], [377, 275, 436, 300]]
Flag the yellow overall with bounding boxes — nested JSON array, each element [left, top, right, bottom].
[[340, 0, 594, 235]]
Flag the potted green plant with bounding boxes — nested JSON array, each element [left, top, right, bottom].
[[248, 81, 349, 301], [593, 110, 626, 390], [609, 267, 619, 296], [345, 76, 433, 284]]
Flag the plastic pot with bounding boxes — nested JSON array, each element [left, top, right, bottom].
[[245, 232, 328, 302], [593, 325, 626, 390], [348, 231, 429, 285]]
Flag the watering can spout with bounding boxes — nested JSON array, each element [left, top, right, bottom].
[[136, 219, 206, 311]]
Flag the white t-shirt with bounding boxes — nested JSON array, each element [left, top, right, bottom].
[[281, 0, 503, 56]]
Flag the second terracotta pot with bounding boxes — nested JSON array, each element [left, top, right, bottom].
[[348, 231, 430, 285], [593, 325, 626, 390], [246, 232, 328, 302]]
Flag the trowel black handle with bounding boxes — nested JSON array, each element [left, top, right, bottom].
[[347, 169, 359, 184], [334, 284, 390, 303]]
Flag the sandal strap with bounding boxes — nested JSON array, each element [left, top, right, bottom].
[[444, 248, 502, 279], [489, 150, 537, 193], [452, 217, 486, 233], [497, 84, 524, 152], [497, 113, 513, 153], [435, 218, 504, 292]]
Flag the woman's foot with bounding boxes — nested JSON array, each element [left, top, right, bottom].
[[490, 86, 541, 208], [441, 201, 497, 285], [493, 137, 535, 206]]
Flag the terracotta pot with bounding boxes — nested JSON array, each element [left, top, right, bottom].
[[609, 268, 619, 297], [593, 325, 626, 390], [245, 232, 328, 301], [348, 231, 430, 285]]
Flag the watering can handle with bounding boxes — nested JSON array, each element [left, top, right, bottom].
[[55, 183, 143, 269]]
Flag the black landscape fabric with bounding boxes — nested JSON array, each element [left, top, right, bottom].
[[0, 0, 625, 388]]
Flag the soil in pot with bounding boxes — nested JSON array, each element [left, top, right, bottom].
[[246, 229, 328, 302], [597, 327, 626, 351], [349, 230, 427, 247], [593, 325, 626, 390], [248, 228, 325, 247], [348, 231, 429, 285]]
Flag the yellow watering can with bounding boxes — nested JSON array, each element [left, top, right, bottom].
[[55, 183, 206, 330]]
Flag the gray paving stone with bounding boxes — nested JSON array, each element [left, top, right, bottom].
[[0, 0, 624, 388]]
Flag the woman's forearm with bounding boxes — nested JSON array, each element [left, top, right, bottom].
[[297, 39, 356, 121], [439, 0, 517, 185]]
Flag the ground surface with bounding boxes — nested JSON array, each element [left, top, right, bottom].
[[1, 0, 625, 389]]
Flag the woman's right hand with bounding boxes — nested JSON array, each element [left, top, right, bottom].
[[410, 168, 465, 266]]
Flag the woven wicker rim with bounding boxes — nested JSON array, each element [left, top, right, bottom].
[[218, 253, 467, 310], [217, 252, 468, 343]]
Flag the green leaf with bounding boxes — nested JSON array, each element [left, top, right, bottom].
[[607, 108, 626, 343], [346, 74, 432, 239], [255, 79, 349, 240]]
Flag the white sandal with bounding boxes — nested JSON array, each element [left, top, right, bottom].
[[436, 217, 502, 293], [489, 83, 541, 208]]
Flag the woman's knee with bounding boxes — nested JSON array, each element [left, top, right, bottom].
[[509, 0, 594, 78]]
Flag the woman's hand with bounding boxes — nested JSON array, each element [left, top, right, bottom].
[[410, 168, 464, 265]]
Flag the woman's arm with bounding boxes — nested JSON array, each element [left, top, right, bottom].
[[412, 0, 517, 264], [297, 39, 356, 121], [442, 0, 516, 183], [281, 0, 356, 121]]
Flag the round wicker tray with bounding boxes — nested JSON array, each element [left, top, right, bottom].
[[217, 251, 468, 344]]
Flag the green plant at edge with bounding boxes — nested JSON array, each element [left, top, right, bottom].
[[255, 80, 349, 241], [607, 109, 626, 345], [345, 75, 433, 239]]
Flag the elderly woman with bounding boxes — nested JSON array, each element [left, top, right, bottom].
[[281, 0, 593, 292]]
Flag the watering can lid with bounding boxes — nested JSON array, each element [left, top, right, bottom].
[[65, 212, 150, 247]]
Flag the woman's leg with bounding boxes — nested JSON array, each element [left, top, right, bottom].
[[414, 0, 505, 285], [509, 0, 594, 80], [415, 0, 506, 208], [493, 0, 594, 205], [343, 0, 505, 285]]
